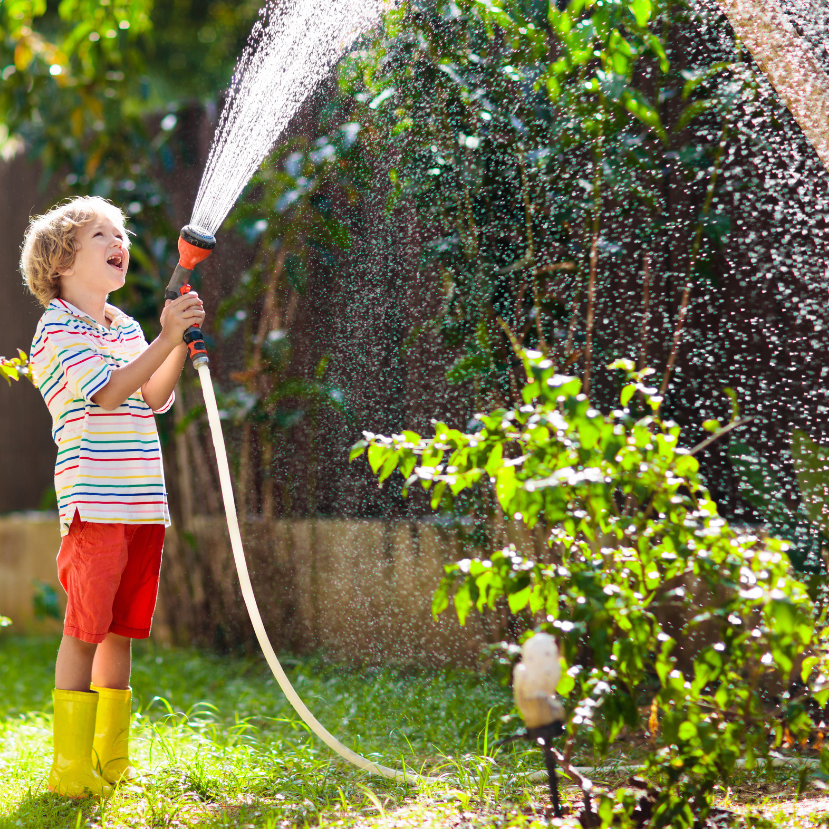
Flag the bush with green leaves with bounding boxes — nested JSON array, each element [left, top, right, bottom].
[[353, 352, 826, 827]]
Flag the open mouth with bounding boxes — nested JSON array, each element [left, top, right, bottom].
[[107, 251, 124, 271]]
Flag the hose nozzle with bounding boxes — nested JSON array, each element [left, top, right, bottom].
[[166, 225, 217, 367], [178, 225, 217, 270]]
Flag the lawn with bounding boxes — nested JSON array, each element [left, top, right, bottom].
[[0, 635, 825, 828]]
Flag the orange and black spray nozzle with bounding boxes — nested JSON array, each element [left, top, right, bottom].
[[165, 225, 216, 369]]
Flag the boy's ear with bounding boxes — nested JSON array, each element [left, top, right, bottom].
[[57, 264, 74, 277]]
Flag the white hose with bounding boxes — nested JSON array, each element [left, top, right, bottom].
[[197, 364, 423, 782]]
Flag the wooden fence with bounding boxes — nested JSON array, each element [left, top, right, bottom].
[[0, 512, 532, 666]]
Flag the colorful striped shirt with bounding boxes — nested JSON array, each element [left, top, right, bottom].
[[30, 298, 173, 536]]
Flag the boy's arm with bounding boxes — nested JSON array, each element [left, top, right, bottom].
[[141, 343, 188, 411], [91, 293, 204, 411]]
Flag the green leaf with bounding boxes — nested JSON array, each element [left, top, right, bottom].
[[674, 98, 718, 132], [608, 358, 636, 373], [432, 581, 450, 619], [681, 62, 734, 99], [496, 465, 517, 509], [674, 453, 699, 478], [430, 480, 447, 510], [722, 386, 739, 420], [802, 655, 820, 683], [454, 581, 473, 626], [629, 0, 652, 27], [367, 443, 386, 475], [485, 443, 503, 477], [791, 429, 829, 536], [545, 73, 561, 100], [446, 352, 491, 384], [620, 383, 636, 407], [378, 452, 398, 483], [349, 440, 368, 462], [556, 670, 575, 696], [647, 33, 670, 73], [622, 90, 667, 143], [744, 744, 756, 771], [529, 584, 545, 614], [768, 596, 798, 635], [508, 584, 532, 614]]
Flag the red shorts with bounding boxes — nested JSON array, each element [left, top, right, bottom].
[[57, 513, 165, 644]]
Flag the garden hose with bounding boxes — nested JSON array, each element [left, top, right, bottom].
[[196, 363, 426, 783], [175, 231, 547, 786]]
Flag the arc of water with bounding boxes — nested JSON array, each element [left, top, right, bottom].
[[714, 0, 829, 173], [191, 0, 395, 237]]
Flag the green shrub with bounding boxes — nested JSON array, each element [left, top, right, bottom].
[[353, 352, 826, 827]]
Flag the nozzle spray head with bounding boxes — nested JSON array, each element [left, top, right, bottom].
[[165, 224, 217, 370], [178, 224, 217, 270]]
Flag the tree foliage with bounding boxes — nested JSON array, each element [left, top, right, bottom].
[[0, 0, 264, 327], [344, 0, 746, 405]]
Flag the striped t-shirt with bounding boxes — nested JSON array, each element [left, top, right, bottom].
[[30, 298, 173, 536]]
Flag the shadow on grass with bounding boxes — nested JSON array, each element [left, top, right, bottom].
[[0, 789, 102, 829]]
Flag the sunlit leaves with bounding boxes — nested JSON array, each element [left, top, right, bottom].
[[629, 0, 652, 27], [0, 351, 31, 385], [356, 349, 822, 827], [343, 0, 736, 405]]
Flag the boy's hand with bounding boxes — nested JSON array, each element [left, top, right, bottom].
[[160, 292, 206, 347]]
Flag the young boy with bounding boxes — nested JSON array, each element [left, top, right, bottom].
[[21, 196, 205, 797]]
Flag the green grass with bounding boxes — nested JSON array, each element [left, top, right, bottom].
[[0, 636, 822, 828], [0, 635, 559, 828]]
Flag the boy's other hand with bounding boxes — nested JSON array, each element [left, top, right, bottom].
[[160, 292, 206, 347]]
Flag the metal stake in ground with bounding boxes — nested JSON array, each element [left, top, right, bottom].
[[527, 722, 565, 817]]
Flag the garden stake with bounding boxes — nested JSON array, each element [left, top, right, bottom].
[[511, 634, 568, 817], [529, 723, 565, 818]]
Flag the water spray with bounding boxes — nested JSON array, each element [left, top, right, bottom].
[[166, 229, 555, 786], [158, 0, 829, 793], [164, 0, 558, 791], [178, 247, 553, 788], [164, 225, 217, 368]]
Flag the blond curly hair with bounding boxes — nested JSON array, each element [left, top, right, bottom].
[[20, 196, 131, 308]]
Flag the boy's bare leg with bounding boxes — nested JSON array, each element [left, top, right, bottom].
[[91, 633, 132, 690], [55, 635, 97, 691]]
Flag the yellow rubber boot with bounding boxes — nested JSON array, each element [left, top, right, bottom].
[[48, 690, 113, 798], [91, 685, 137, 785]]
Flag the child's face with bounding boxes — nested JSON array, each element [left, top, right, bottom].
[[60, 212, 130, 296]]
